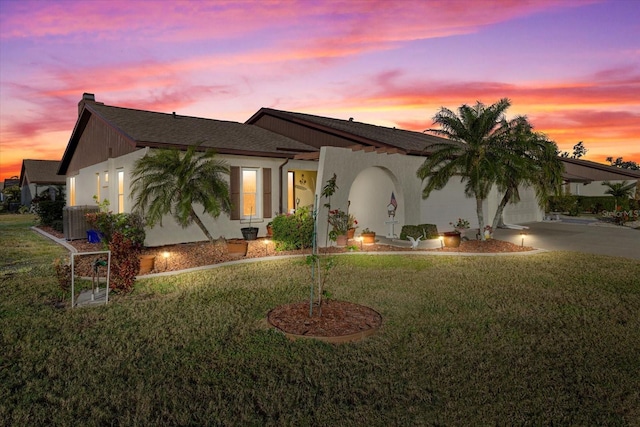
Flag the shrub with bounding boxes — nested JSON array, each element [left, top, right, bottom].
[[52, 257, 71, 300], [548, 195, 619, 215], [34, 200, 65, 227], [86, 212, 145, 246], [271, 206, 314, 251], [400, 224, 439, 240], [108, 231, 141, 293]]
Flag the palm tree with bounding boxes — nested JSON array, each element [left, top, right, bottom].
[[130, 144, 232, 244], [491, 120, 563, 230], [418, 98, 514, 239], [601, 181, 636, 211]]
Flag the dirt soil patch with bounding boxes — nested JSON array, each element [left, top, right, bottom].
[[268, 300, 383, 340]]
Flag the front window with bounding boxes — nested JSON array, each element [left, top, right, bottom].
[[117, 170, 124, 213], [69, 177, 76, 206], [287, 171, 294, 213], [242, 168, 260, 218], [95, 173, 100, 201]]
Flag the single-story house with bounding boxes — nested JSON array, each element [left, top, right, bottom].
[[19, 159, 66, 206], [58, 93, 635, 247], [560, 157, 640, 197]]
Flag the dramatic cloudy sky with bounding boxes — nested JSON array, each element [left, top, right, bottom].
[[1, 0, 639, 180]]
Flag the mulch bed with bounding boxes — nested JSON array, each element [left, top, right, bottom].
[[268, 300, 383, 338], [37, 226, 534, 277]]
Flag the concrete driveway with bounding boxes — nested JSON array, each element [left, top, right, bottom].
[[493, 219, 640, 260]]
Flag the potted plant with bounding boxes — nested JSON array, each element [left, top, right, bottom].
[[240, 206, 258, 241], [226, 237, 249, 257], [266, 221, 273, 237], [360, 228, 376, 244], [328, 209, 350, 246], [443, 218, 469, 248], [347, 214, 358, 239]]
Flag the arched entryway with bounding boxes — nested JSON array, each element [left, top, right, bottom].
[[348, 166, 402, 237]]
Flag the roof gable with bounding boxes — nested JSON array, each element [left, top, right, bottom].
[[20, 160, 65, 186]]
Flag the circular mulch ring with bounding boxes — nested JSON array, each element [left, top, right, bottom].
[[267, 300, 382, 344]]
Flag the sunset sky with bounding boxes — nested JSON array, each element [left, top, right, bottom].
[[1, 0, 639, 181]]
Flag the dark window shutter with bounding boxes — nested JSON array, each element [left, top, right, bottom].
[[230, 166, 240, 220], [263, 168, 272, 218]]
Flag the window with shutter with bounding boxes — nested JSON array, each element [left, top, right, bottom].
[[230, 167, 272, 220]]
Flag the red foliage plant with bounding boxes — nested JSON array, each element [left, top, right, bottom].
[[108, 231, 142, 293]]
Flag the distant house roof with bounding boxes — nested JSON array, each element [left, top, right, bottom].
[[560, 157, 640, 183], [3, 178, 19, 188], [59, 100, 317, 175], [246, 108, 455, 155], [19, 160, 65, 187]]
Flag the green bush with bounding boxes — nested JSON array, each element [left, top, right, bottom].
[[400, 224, 439, 240], [271, 206, 314, 250], [548, 196, 618, 215], [85, 211, 145, 246], [34, 200, 65, 227]]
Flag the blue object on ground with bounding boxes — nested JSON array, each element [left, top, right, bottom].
[[87, 229, 102, 243]]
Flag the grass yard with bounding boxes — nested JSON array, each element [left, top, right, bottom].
[[1, 214, 639, 425]]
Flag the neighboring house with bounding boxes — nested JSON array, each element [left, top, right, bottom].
[[19, 159, 66, 206], [1, 177, 20, 206], [560, 157, 640, 197], [60, 93, 631, 247]]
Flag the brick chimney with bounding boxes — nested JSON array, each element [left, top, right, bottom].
[[78, 93, 95, 116]]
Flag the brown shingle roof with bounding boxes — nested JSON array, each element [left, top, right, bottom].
[[20, 160, 65, 185], [88, 103, 316, 155], [246, 108, 455, 154]]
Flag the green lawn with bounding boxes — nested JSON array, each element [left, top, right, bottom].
[[1, 214, 639, 425]]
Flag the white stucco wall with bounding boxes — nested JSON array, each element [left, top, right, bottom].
[[501, 186, 544, 224], [68, 148, 302, 247], [68, 145, 551, 246], [314, 146, 426, 244]]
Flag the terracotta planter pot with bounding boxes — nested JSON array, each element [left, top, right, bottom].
[[266, 225, 273, 237], [347, 228, 356, 239], [138, 254, 155, 274], [443, 232, 461, 248], [361, 232, 376, 244], [227, 239, 248, 258], [335, 234, 348, 246]]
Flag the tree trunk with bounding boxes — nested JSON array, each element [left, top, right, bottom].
[[476, 196, 486, 241], [492, 188, 513, 231], [190, 207, 215, 244]]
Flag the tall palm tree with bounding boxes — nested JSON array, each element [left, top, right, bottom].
[[130, 144, 232, 244], [418, 98, 513, 239], [601, 181, 636, 211], [491, 120, 563, 230]]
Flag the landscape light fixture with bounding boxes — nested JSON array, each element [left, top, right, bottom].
[[520, 233, 526, 247], [263, 239, 270, 256], [357, 236, 363, 250], [439, 235, 444, 248], [162, 251, 170, 270]]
